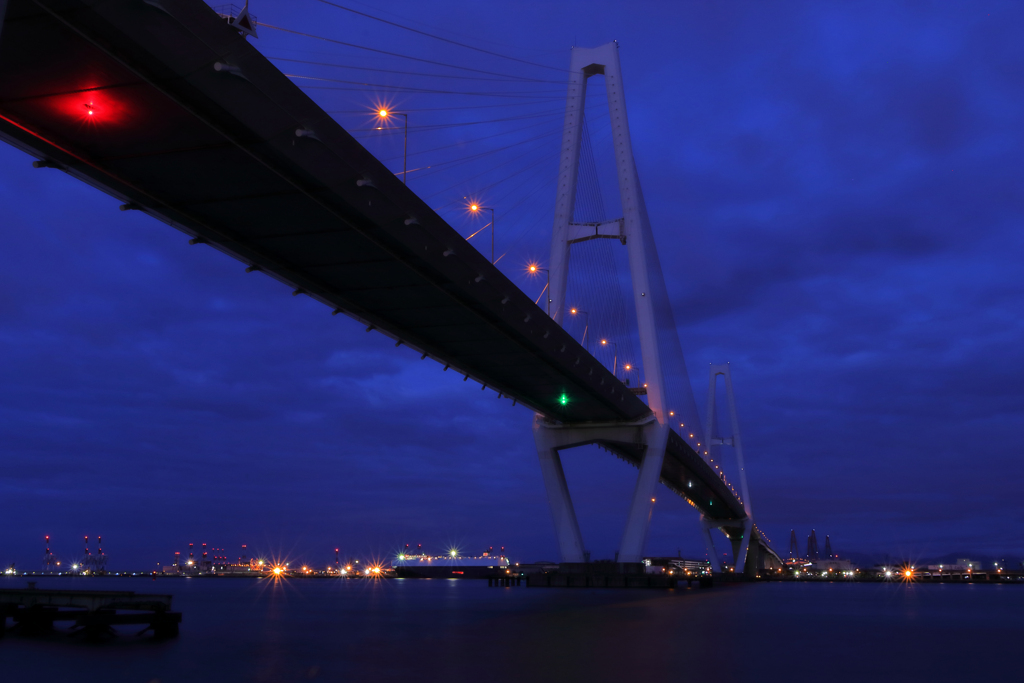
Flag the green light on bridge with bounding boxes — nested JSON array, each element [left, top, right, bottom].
[[559, 393, 569, 406]]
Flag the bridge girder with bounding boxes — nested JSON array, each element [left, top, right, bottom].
[[0, 0, 651, 424]]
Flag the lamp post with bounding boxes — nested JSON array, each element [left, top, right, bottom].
[[469, 204, 495, 264], [377, 109, 408, 185], [600, 338, 618, 376], [569, 308, 589, 351], [528, 264, 550, 316]]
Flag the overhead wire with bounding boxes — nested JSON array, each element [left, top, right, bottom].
[[270, 56, 563, 84], [326, 0, 565, 54], [290, 74, 564, 98], [369, 100, 607, 161], [427, 140, 558, 205], [312, 0, 570, 73], [260, 23, 554, 82], [487, 115, 615, 279], [265, 5, 620, 302], [562, 111, 641, 383], [383, 129, 561, 179], [325, 100, 556, 114], [345, 108, 570, 132], [265, 12, 661, 390], [348, 103, 602, 197], [396, 107, 605, 188], [479, 114, 606, 245], [427, 142, 556, 199]]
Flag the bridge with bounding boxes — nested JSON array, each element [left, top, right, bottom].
[[0, 0, 781, 575]]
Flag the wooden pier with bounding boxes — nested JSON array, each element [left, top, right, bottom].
[[0, 582, 181, 639]]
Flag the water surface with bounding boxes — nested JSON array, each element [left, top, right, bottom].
[[1, 576, 1018, 681]]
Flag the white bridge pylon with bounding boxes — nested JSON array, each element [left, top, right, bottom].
[[534, 42, 713, 565], [700, 363, 754, 573]]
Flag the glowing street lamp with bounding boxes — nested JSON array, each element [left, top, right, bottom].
[[376, 108, 408, 185], [469, 203, 496, 264], [528, 264, 550, 316], [569, 307, 589, 350], [600, 338, 618, 376]]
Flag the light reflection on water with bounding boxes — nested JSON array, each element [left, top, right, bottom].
[[1, 576, 1020, 682]]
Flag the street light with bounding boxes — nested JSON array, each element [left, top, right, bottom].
[[469, 204, 496, 264], [569, 308, 589, 351], [528, 263, 550, 316], [376, 109, 408, 185], [600, 338, 618, 376]]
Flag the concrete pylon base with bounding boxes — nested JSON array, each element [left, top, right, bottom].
[[533, 413, 668, 564], [701, 515, 753, 574]]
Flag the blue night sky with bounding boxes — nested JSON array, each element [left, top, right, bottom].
[[1, 0, 1022, 570]]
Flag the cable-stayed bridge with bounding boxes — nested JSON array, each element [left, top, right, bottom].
[[0, 0, 782, 574]]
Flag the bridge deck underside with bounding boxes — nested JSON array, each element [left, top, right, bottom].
[[594, 429, 745, 522], [0, 0, 651, 423], [0, 0, 759, 534]]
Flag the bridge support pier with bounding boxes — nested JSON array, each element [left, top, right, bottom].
[[534, 414, 667, 564], [699, 516, 723, 573], [701, 515, 753, 574], [729, 518, 753, 576], [534, 418, 587, 563], [618, 421, 669, 563]]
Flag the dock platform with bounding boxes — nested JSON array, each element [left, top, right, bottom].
[[0, 582, 181, 639], [525, 562, 715, 589]]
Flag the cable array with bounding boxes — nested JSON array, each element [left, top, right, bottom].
[[253, 2, 617, 316], [250, 5, 762, 552], [563, 113, 642, 387]]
